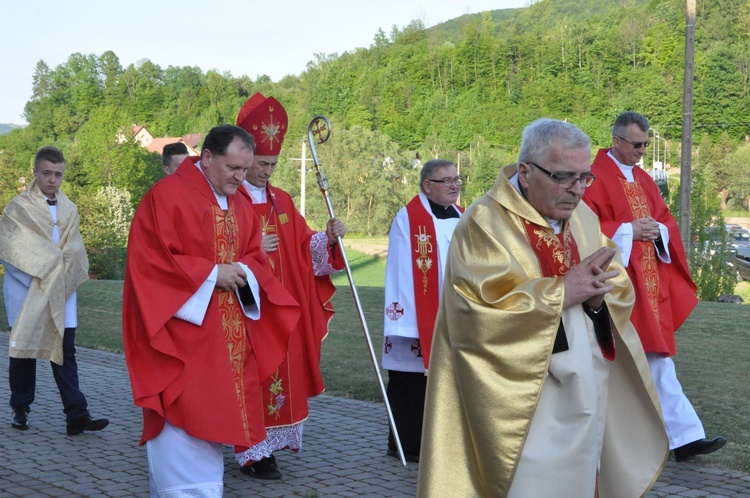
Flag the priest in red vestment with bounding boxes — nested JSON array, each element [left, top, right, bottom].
[[123, 125, 300, 495], [232, 93, 347, 479], [583, 111, 726, 463]]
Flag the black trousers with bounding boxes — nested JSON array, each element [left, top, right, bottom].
[[386, 370, 427, 456], [9, 327, 89, 423]]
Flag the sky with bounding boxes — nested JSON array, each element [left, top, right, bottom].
[[1, 0, 529, 124]]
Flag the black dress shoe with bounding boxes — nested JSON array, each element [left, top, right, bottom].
[[66, 415, 110, 435], [674, 436, 727, 462], [387, 447, 420, 463], [240, 457, 282, 480], [11, 406, 30, 430]]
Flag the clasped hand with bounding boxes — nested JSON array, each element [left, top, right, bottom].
[[633, 216, 660, 241], [216, 263, 247, 291], [563, 247, 619, 310]]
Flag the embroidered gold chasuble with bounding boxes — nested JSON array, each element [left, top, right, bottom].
[[0, 180, 88, 364], [417, 165, 667, 498]]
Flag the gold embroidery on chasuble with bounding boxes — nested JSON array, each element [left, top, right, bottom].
[[527, 220, 573, 275], [213, 205, 252, 441], [621, 178, 660, 322], [415, 225, 434, 295]]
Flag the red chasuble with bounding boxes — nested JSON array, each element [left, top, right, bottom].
[[122, 158, 300, 446], [584, 149, 697, 356], [237, 183, 341, 430]]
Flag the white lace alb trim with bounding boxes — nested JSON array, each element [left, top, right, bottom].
[[235, 423, 305, 466], [310, 232, 335, 276]]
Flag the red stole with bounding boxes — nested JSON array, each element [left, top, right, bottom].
[[523, 219, 580, 277], [406, 197, 440, 370], [522, 219, 615, 361]]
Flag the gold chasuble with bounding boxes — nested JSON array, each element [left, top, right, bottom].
[[0, 180, 88, 365], [417, 165, 667, 498]]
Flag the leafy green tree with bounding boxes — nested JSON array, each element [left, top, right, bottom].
[[723, 142, 750, 213], [670, 170, 736, 301], [696, 133, 736, 210], [462, 135, 507, 205], [68, 107, 161, 204], [77, 186, 134, 280], [281, 126, 415, 235]]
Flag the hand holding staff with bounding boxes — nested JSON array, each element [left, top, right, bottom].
[[307, 115, 407, 466]]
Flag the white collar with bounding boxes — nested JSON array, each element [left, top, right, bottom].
[[195, 160, 228, 209]]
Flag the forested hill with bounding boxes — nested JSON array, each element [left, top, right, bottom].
[[1, 0, 749, 246], [0, 124, 22, 135]]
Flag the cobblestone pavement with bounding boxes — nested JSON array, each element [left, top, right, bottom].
[[0, 332, 747, 497]]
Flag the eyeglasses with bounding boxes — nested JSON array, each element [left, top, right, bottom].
[[427, 177, 463, 186], [526, 162, 596, 189], [616, 135, 651, 149]]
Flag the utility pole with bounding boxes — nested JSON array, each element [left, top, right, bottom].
[[300, 139, 307, 217], [679, 0, 696, 252], [456, 152, 461, 207], [288, 139, 309, 216]]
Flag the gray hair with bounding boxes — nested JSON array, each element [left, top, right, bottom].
[[613, 112, 650, 136], [420, 159, 456, 193], [518, 118, 590, 165]]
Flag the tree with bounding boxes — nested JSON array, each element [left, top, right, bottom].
[[670, 170, 736, 301], [69, 107, 161, 204], [77, 186, 134, 280], [723, 142, 750, 213], [282, 126, 415, 236]]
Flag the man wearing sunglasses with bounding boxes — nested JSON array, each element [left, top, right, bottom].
[[584, 111, 726, 463]]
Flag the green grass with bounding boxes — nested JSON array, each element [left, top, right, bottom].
[[735, 281, 750, 303], [672, 301, 750, 472], [324, 286, 387, 401], [1, 259, 748, 473], [722, 210, 750, 218], [331, 248, 386, 288]]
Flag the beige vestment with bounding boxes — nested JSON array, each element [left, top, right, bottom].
[[0, 180, 88, 364], [417, 165, 668, 497]]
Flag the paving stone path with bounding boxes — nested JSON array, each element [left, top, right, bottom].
[[0, 332, 747, 497]]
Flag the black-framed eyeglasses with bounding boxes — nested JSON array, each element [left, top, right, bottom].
[[526, 162, 596, 189], [616, 135, 651, 149], [427, 177, 463, 186]]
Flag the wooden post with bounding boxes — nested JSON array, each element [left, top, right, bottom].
[[679, 0, 696, 252], [300, 139, 307, 217]]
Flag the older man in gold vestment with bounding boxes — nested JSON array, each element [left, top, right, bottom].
[[417, 119, 668, 497]]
